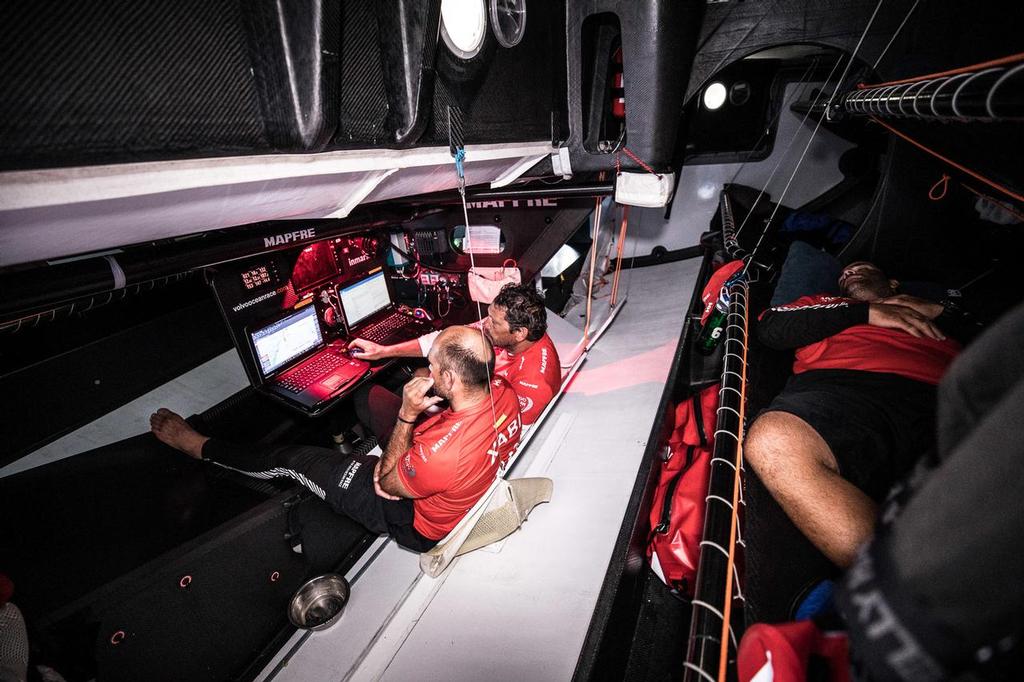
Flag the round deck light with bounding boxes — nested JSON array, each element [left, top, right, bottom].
[[441, 0, 488, 59], [703, 82, 727, 110]]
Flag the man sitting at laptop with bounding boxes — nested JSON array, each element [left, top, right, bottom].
[[150, 326, 523, 550], [350, 283, 561, 430]]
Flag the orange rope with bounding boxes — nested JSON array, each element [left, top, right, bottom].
[[717, 282, 749, 682], [961, 183, 1024, 222], [929, 174, 950, 201], [609, 206, 630, 307], [869, 116, 1024, 203], [583, 196, 603, 343], [858, 51, 1024, 89]]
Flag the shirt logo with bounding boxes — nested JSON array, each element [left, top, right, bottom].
[[519, 396, 534, 414], [430, 420, 463, 454], [539, 347, 548, 374], [338, 460, 361, 490], [486, 414, 523, 464], [518, 381, 539, 389]]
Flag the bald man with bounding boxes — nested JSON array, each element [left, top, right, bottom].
[[151, 327, 523, 550]]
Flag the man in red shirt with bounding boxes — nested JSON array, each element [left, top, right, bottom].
[[351, 283, 561, 428], [745, 262, 963, 571], [150, 326, 522, 549]]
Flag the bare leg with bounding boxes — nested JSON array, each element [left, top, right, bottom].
[[745, 411, 877, 568], [150, 408, 209, 459]]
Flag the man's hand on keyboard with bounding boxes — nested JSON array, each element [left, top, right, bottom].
[[348, 338, 387, 360]]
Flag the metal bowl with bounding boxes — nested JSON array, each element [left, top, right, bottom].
[[287, 573, 350, 631]]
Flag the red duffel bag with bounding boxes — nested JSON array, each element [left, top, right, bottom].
[[647, 382, 719, 596]]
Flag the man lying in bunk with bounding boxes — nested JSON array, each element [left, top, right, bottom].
[[150, 326, 523, 551], [744, 261, 965, 569], [349, 283, 561, 430]]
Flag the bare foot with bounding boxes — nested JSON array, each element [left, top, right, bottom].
[[150, 408, 209, 459]]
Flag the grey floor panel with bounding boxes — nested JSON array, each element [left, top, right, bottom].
[[1, 350, 249, 478], [379, 258, 701, 682]]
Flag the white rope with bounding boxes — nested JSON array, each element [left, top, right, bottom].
[[682, 662, 717, 682], [701, 0, 780, 90], [741, 0, 888, 278], [690, 600, 739, 648], [727, 58, 820, 187], [452, 136, 501, 445], [872, 0, 922, 71], [733, 55, 845, 240]]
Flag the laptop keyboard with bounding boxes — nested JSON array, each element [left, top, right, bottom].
[[279, 352, 362, 393], [358, 311, 414, 343]]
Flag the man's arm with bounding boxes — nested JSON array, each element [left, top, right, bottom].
[[759, 295, 947, 349], [879, 294, 976, 343], [352, 320, 483, 360], [348, 337, 424, 361], [375, 375, 443, 498], [758, 297, 869, 349], [376, 419, 416, 499]]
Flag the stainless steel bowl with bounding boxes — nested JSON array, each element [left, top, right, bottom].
[[288, 573, 350, 630]]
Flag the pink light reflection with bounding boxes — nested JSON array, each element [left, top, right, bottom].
[[567, 341, 677, 396]]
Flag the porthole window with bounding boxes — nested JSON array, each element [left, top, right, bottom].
[[489, 0, 527, 48], [730, 81, 752, 106], [440, 0, 488, 59], [451, 225, 506, 254], [703, 82, 727, 110]]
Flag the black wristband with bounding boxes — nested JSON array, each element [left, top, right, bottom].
[[396, 415, 416, 425]]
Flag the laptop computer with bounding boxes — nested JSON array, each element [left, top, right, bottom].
[[247, 305, 371, 411], [337, 268, 425, 344]]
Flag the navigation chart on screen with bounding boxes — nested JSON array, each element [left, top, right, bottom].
[[339, 271, 391, 327], [252, 306, 323, 376]]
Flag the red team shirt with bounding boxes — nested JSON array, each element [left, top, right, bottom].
[[397, 376, 522, 539], [493, 333, 562, 425], [420, 325, 562, 425], [778, 295, 961, 385]]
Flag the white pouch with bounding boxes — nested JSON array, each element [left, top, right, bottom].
[[467, 259, 521, 303]]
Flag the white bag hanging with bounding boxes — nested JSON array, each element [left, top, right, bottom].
[[467, 259, 521, 303]]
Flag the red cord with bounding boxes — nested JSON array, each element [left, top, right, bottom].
[[620, 146, 663, 178], [869, 116, 1024, 203], [961, 184, 1024, 222], [858, 51, 1024, 89], [929, 174, 950, 201]]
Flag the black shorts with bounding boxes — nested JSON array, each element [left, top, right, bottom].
[[763, 369, 938, 501], [326, 453, 437, 552], [202, 438, 437, 552]]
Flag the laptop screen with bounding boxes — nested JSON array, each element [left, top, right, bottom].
[[339, 270, 391, 328], [250, 306, 323, 376]]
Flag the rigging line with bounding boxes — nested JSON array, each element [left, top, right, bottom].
[[741, 0, 888, 278], [727, 57, 820, 188], [871, 0, 922, 71], [859, 51, 1024, 89], [960, 184, 1024, 223], [717, 281, 750, 682], [583, 194, 604, 343], [449, 113, 500, 447], [956, 267, 995, 292], [868, 116, 1024, 203], [621, 211, 641, 303], [733, 55, 845, 240], [610, 206, 630, 307], [700, 0, 780, 95], [837, 144, 895, 260], [457, 178, 500, 438], [693, 0, 741, 57]]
